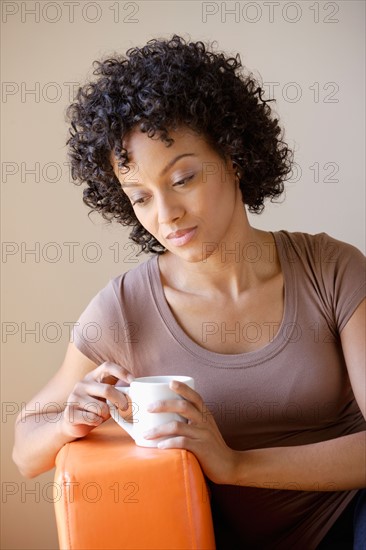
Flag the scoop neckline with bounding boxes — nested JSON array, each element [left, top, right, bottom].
[[147, 231, 297, 368]]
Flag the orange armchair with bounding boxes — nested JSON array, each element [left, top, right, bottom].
[[54, 421, 216, 549]]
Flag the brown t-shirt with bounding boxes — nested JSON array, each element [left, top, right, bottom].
[[73, 231, 366, 549]]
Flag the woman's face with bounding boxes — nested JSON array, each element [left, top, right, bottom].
[[112, 126, 245, 262]]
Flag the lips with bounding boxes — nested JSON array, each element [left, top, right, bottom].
[[165, 226, 197, 247]]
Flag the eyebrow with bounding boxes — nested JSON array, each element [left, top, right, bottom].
[[120, 153, 197, 188]]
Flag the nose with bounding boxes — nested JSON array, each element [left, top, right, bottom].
[[156, 192, 185, 225]]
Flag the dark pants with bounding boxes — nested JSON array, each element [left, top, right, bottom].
[[316, 489, 366, 549], [211, 486, 366, 549]]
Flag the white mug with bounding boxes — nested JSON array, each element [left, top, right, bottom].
[[107, 375, 195, 447]]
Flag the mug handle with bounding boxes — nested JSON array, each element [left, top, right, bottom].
[[107, 387, 135, 441]]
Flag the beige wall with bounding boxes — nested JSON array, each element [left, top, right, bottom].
[[1, 1, 364, 548]]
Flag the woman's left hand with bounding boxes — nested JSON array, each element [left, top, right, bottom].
[[143, 380, 239, 484]]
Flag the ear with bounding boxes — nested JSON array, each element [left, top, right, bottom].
[[233, 165, 242, 186]]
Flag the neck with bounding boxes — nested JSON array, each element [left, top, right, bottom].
[[159, 226, 280, 300]]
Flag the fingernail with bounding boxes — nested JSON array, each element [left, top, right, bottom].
[[143, 430, 152, 438]]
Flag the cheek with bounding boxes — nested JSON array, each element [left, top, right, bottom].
[[134, 209, 157, 235], [203, 179, 236, 215]]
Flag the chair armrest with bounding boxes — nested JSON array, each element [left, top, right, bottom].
[[54, 421, 216, 549]]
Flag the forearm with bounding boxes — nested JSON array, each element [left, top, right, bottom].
[[230, 431, 366, 491], [12, 413, 76, 479]]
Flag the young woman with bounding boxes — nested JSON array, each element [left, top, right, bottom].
[[13, 35, 365, 549]]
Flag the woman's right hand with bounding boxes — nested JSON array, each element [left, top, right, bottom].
[[60, 361, 134, 439]]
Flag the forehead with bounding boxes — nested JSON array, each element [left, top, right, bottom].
[[110, 125, 225, 185], [121, 126, 209, 165]]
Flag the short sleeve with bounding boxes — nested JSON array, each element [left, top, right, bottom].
[[320, 234, 366, 332], [71, 274, 132, 369]]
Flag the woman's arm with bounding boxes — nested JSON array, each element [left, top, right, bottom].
[[340, 297, 365, 419], [144, 299, 366, 490], [230, 430, 365, 491], [231, 297, 366, 490], [12, 342, 132, 478]]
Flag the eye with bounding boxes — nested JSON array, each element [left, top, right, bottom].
[[131, 196, 148, 207], [173, 174, 194, 187]]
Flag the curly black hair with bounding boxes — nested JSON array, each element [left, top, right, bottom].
[[66, 34, 293, 254]]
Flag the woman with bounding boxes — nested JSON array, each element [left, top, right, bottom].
[[13, 35, 365, 549]]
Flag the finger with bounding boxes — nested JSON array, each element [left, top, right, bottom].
[[106, 386, 131, 411], [157, 436, 194, 451], [84, 362, 134, 385], [168, 381, 203, 410], [65, 396, 111, 419], [100, 374, 119, 385], [147, 398, 202, 424], [143, 420, 199, 440], [63, 407, 105, 426], [71, 382, 130, 410], [97, 383, 131, 411]]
